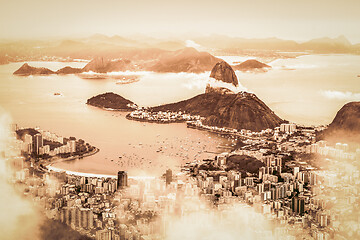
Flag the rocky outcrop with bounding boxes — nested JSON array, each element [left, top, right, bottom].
[[14, 63, 83, 75], [206, 61, 239, 94], [209, 61, 238, 86], [13, 63, 55, 75], [328, 102, 360, 132], [318, 102, 360, 142], [150, 92, 283, 131], [87, 92, 137, 111]]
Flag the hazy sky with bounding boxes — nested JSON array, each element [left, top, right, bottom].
[[1, 0, 360, 42]]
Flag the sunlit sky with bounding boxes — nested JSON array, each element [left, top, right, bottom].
[[1, 0, 360, 43]]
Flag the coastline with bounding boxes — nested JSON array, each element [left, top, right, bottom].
[[87, 103, 135, 112], [45, 147, 156, 179], [46, 165, 155, 180], [45, 147, 100, 166], [125, 114, 187, 124]]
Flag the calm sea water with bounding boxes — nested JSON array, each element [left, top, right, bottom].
[[0, 62, 229, 176], [0, 54, 359, 176], [234, 54, 360, 125]]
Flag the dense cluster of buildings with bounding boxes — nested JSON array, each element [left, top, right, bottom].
[[127, 110, 203, 123], [185, 124, 360, 239], [187, 120, 239, 134], [18, 128, 76, 156], [307, 141, 358, 160], [14, 126, 95, 159], [5, 123, 360, 240]]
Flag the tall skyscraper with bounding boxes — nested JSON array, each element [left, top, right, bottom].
[[234, 173, 241, 188], [280, 123, 296, 133], [33, 133, 43, 155], [69, 140, 76, 153], [291, 196, 305, 216], [293, 167, 299, 179], [96, 229, 112, 240], [117, 171, 128, 189], [23, 134, 33, 153], [165, 169, 172, 185]]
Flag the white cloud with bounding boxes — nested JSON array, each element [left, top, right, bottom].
[[185, 40, 202, 50], [320, 90, 360, 101], [183, 75, 248, 93], [165, 203, 278, 240], [0, 109, 42, 240]]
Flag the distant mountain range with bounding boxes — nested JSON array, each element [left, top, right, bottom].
[[14, 48, 273, 76], [13, 48, 226, 74], [2, 34, 360, 65], [194, 35, 360, 54]]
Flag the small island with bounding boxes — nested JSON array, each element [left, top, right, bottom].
[[56, 66, 83, 74], [87, 92, 138, 111], [13, 63, 55, 76], [233, 59, 271, 72], [13, 63, 84, 76]]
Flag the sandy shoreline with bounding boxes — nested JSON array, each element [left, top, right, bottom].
[[46, 165, 155, 180], [45, 148, 155, 179]]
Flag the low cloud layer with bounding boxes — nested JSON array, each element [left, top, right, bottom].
[[182, 75, 248, 93], [320, 90, 360, 101], [164, 203, 276, 240], [318, 134, 360, 239], [0, 109, 42, 240], [185, 40, 202, 50]]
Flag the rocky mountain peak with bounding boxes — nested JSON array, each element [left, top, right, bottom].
[[210, 61, 239, 87]]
